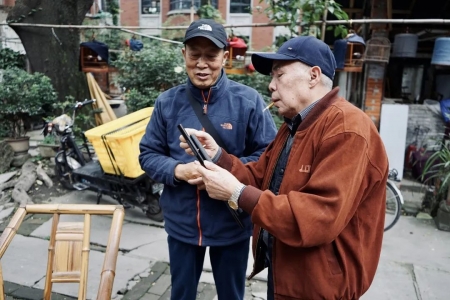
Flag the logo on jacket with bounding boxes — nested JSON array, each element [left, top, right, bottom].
[[198, 24, 212, 31], [220, 123, 233, 130], [299, 165, 311, 173]]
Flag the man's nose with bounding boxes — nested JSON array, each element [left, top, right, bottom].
[[268, 78, 276, 92], [196, 56, 207, 68]]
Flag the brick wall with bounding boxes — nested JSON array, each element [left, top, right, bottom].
[[218, 0, 227, 22], [364, 64, 385, 128], [119, 0, 139, 26], [161, 0, 170, 23], [250, 0, 272, 50]]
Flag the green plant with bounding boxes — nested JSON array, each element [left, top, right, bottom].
[[106, 0, 120, 26], [197, 1, 225, 23], [41, 134, 57, 145], [114, 43, 186, 112], [259, 0, 349, 46], [0, 68, 57, 139], [125, 88, 162, 113], [228, 73, 284, 128], [422, 142, 450, 207], [0, 48, 26, 70], [161, 14, 192, 42]]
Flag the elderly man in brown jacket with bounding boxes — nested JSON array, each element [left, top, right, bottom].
[[181, 36, 389, 300]]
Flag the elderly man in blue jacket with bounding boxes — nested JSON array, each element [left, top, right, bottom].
[[139, 19, 277, 300]]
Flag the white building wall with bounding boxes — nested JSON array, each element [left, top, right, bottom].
[[0, 12, 25, 53]]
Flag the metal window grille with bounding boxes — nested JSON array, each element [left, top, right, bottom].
[[230, 0, 251, 13], [169, 0, 218, 11]]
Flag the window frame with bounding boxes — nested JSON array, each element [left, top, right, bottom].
[[169, 0, 218, 11], [229, 0, 251, 14], [141, 0, 161, 15]]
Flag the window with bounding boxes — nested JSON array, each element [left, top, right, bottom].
[[169, 0, 218, 11], [142, 0, 160, 14], [230, 0, 251, 14]]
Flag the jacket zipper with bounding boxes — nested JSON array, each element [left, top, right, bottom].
[[196, 189, 202, 245], [250, 131, 290, 276], [196, 89, 212, 246]]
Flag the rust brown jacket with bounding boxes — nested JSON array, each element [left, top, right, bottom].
[[216, 88, 389, 299]]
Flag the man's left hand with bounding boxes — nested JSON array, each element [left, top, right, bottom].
[[188, 161, 241, 201]]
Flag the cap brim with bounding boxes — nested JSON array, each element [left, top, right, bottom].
[[251, 53, 297, 75], [184, 33, 226, 48]]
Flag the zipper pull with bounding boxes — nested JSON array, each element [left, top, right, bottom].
[[203, 103, 207, 114]]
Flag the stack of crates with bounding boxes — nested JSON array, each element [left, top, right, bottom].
[[84, 107, 154, 178]]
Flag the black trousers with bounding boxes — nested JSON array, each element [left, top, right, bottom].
[[168, 235, 249, 300]]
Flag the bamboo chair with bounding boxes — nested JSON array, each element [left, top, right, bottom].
[[0, 204, 125, 300]]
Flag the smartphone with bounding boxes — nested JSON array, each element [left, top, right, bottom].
[[177, 124, 212, 167]]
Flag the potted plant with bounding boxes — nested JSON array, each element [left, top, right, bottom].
[[421, 141, 450, 231], [38, 134, 59, 158], [0, 67, 57, 154]]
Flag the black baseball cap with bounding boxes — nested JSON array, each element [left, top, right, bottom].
[[252, 36, 337, 80], [184, 19, 228, 49]]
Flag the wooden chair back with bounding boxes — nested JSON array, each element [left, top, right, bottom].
[[0, 204, 125, 300]]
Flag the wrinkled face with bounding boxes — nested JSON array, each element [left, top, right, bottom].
[[182, 37, 229, 89], [268, 61, 312, 119]]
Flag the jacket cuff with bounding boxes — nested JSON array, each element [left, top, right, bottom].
[[216, 148, 233, 171], [238, 185, 262, 214], [212, 147, 223, 163]]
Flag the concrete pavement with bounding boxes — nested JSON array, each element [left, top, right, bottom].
[[0, 189, 449, 299]]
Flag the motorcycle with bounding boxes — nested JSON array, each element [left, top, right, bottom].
[[44, 99, 164, 222]]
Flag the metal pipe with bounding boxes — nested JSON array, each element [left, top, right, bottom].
[[2, 18, 450, 30]]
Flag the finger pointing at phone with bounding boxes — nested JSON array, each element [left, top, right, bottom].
[[188, 160, 242, 201]]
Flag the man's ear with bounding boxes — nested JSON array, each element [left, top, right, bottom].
[[309, 66, 322, 88], [223, 50, 230, 64]]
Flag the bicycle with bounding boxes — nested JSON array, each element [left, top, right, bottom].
[[384, 169, 404, 231]]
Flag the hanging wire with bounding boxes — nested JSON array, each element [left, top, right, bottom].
[[51, 28, 63, 45]]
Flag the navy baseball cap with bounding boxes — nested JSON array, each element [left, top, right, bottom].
[[184, 19, 228, 49], [252, 36, 337, 80]]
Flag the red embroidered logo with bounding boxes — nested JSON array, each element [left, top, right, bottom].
[[220, 123, 233, 130]]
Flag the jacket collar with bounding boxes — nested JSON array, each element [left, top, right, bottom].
[[297, 87, 341, 131], [186, 69, 229, 103]]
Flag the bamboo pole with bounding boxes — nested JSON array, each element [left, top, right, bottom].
[[119, 28, 183, 44], [43, 213, 59, 300], [97, 207, 124, 300], [26, 204, 121, 215], [0, 262, 4, 300], [321, 1, 330, 41], [78, 214, 91, 300], [0, 207, 27, 258], [1, 18, 450, 30]]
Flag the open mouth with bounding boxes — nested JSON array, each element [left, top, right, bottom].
[[196, 73, 210, 80]]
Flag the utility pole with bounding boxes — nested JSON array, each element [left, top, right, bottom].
[[190, 0, 195, 22]]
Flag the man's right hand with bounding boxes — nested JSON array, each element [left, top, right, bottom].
[[179, 128, 220, 159], [174, 162, 202, 182]]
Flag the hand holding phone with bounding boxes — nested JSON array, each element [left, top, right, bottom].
[[178, 124, 212, 167]]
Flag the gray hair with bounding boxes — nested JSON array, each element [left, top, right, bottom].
[[321, 74, 333, 91], [297, 62, 333, 90]]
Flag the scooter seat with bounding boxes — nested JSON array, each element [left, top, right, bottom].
[[72, 161, 104, 178]]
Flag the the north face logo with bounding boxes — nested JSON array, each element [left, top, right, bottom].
[[220, 123, 232, 130], [198, 24, 212, 31]]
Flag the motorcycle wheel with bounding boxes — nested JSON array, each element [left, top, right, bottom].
[[54, 164, 75, 190], [54, 153, 81, 190], [146, 192, 164, 222]]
